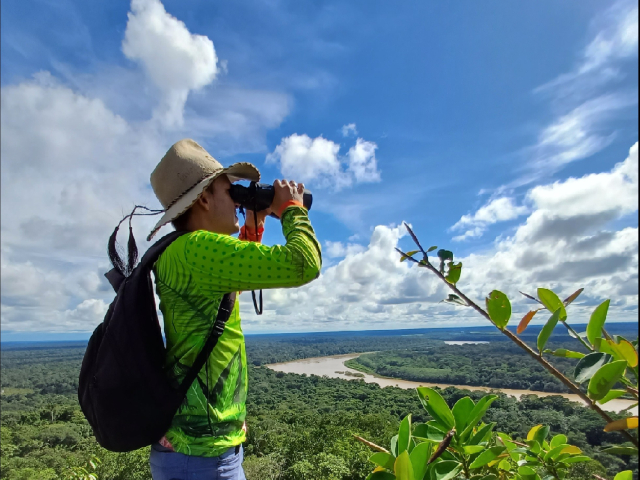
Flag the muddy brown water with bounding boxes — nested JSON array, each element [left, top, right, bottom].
[[266, 353, 638, 415]]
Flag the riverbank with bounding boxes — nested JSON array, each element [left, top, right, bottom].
[[266, 353, 638, 415]]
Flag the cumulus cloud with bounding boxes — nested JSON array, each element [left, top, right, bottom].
[[341, 123, 357, 137], [122, 0, 219, 127], [266, 133, 381, 189], [348, 138, 381, 183], [0, 0, 293, 334], [324, 240, 366, 258], [240, 143, 638, 333], [450, 197, 528, 241]]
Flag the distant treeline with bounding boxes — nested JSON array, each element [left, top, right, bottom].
[[344, 342, 580, 393]]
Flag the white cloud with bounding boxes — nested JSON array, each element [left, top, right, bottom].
[[348, 138, 381, 183], [266, 133, 343, 185], [239, 143, 638, 333], [0, 0, 294, 335], [122, 0, 219, 127], [341, 123, 357, 137], [266, 133, 381, 189], [529, 93, 635, 171], [536, 0, 638, 95], [498, 0, 639, 189], [324, 240, 366, 258], [450, 197, 528, 241], [527, 142, 637, 219]]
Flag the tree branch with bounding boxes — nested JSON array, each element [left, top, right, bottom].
[[412, 256, 639, 448]]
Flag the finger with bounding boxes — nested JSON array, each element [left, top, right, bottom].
[[289, 180, 296, 187], [297, 183, 305, 194]]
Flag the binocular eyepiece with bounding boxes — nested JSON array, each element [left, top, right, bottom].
[[229, 182, 313, 217]]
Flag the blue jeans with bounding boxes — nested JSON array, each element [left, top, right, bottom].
[[150, 443, 246, 480]]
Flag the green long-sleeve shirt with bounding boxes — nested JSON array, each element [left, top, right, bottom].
[[153, 206, 321, 456]]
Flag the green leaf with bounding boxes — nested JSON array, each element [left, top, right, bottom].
[[574, 352, 613, 383], [452, 397, 475, 432], [413, 423, 445, 442], [518, 466, 538, 480], [410, 442, 431, 480], [437, 249, 453, 261], [463, 445, 485, 454], [428, 246, 438, 252], [558, 455, 591, 464], [613, 471, 633, 480], [485, 291, 511, 329], [445, 262, 462, 285], [587, 300, 610, 345], [394, 451, 414, 480], [416, 387, 455, 430], [537, 288, 567, 320], [597, 389, 628, 405], [601, 446, 638, 456], [532, 425, 550, 446], [537, 308, 561, 352], [370, 452, 396, 470], [587, 360, 627, 400], [498, 459, 511, 471], [431, 461, 463, 480], [469, 422, 496, 446], [497, 432, 517, 453], [545, 348, 585, 359], [459, 395, 498, 441], [398, 414, 412, 455], [544, 444, 570, 461], [604, 339, 639, 367], [550, 434, 567, 448], [401, 250, 421, 262], [366, 471, 396, 480], [469, 446, 506, 469], [391, 435, 399, 457]]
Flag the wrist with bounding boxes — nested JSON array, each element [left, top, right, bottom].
[[277, 200, 304, 217], [240, 225, 264, 242]]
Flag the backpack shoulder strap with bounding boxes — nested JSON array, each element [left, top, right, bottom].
[[139, 230, 187, 268], [104, 230, 187, 292], [179, 292, 237, 394]]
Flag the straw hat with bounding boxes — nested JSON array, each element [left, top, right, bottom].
[[147, 139, 260, 240]]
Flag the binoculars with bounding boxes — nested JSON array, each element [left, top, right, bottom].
[[229, 182, 313, 217]]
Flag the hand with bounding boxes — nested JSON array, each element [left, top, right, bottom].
[[270, 179, 305, 216], [244, 206, 271, 229]]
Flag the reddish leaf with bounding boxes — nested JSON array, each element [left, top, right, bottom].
[[517, 310, 540, 334]]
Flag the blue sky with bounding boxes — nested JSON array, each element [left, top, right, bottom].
[[1, 0, 638, 340]]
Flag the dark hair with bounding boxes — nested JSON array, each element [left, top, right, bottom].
[[170, 181, 215, 231]]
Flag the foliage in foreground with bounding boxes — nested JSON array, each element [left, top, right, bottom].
[[359, 387, 616, 480], [369, 223, 639, 479]]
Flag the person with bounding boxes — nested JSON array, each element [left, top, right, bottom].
[[146, 138, 322, 479]]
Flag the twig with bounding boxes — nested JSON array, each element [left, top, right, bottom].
[[400, 243, 639, 448], [560, 320, 593, 352], [353, 435, 390, 454]]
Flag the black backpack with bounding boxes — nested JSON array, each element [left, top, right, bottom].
[[78, 218, 236, 452]]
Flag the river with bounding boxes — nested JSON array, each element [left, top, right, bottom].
[[266, 353, 638, 415]]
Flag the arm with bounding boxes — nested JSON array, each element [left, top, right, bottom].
[[183, 206, 321, 294]]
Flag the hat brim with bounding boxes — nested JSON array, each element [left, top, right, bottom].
[[147, 162, 260, 241]]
